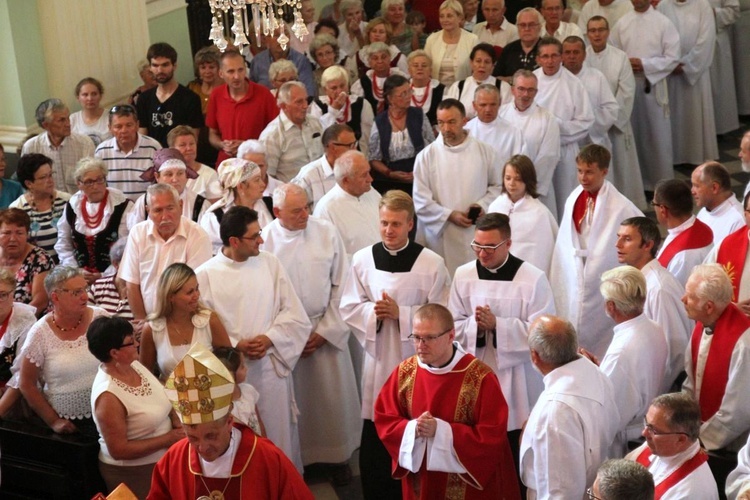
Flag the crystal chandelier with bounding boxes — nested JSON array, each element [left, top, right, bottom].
[[207, 0, 308, 52]]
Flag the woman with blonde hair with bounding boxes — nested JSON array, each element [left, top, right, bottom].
[[424, 0, 479, 85], [70, 77, 111, 146], [139, 263, 231, 381]]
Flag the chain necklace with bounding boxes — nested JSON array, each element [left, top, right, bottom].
[[52, 312, 84, 332]]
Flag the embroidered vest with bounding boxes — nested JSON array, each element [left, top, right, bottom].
[[374, 106, 426, 170], [66, 200, 129, 272]]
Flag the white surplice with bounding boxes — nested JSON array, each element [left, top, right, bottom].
[[449, 257, 556, 430], [610, 6, 680, 190], [727, 434, 750, 500], [464, 115, 525, 166], [683, 322, 750, 451], [413, 134, 502, 275], [444, 76, 512, 120], [339, 242, 451, 420], [708, 0, 740, 134], [488, 193, 559, 275], [312, 184, 381, 259], [641, 259, 692, 393], [533, 66, 594, 216], [659, 0, 719, 165], [572, 66, 619, 151], [586, 44, 646, 210], [520, 357, 620, 500], [627, 441, 719, 500], [731, 1, 750, 115], [697, 195, 745, 248], [550, 181, 643, 358], [260, 217, 362, 465], [657, 216, 714, 288], [195, 251, 312, 472], [600, 314, 667, 454], [498, 101, 562, 218]]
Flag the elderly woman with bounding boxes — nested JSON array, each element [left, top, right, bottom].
[[310, 34, 355, 96], [445, 43, 513, 119], [0, 208, 54, 316], [55, 157, 132, 283], [139, 263, 231, 381], [128, 59, 157, 106], [0, 144, 23, 209], [89, 316, 183, 498], [337, 0, 367, 57], [345, 17, 410, 80], [187, 46, 222, 115], [269, 59, 299, 101], [382, 0, 418, 55], [0, 268, 38, 418], [320, 0, 345, 24], [18, 266, 109, 434], [407, 50, 446, 129], [351, 42, 409, 113], [424, 0, 479, 86], [369, 74, 435, 194], [70, 78, 111, 147], [237, 139, 283, 200], [127, 148, 209, 229], [309, 65, 375, 159], [167, 126, 221, 203], [200, 159, 272, 254], [10, 153, 71, 262], [88, 238, 133, 323]]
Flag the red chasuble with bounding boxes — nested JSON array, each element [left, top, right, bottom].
[[635, 447, 708, 500], [572, 190, 598, 233], [147, 425, 313, 500], [657, 219, 713, 269], [374, 353, 521, 500], [715, 226, 750, 301], [690, 303, 750, 422]]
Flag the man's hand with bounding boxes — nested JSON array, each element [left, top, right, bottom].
[[416, 411, 437, 438], [578, 347, 600, 366], [375, 292, 399, 320], [82, 270, 101, 285], [301, 333, 326, 358], [222, 140, 242, 156], [629, 57, 644, 73], [671, 63, 684, 75], [241, 335, 273, 360], [389, 171, 413, 182], [738, 299, 750, 318], [448, 210, 473, 228], [475, 305, 496, 331]]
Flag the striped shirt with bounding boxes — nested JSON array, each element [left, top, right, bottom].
[[9, 192, 71, 262], [95, 134, 161, 201]]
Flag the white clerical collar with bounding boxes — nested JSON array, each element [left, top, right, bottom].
[[667, 215, 696, 237], [707, 195, 734, 215], [483, 252, 510, 273], [416, 342, 467, 374], [200, 427, 241, 478], [382, 240, 409, 256], [648, 440, 701, 471]]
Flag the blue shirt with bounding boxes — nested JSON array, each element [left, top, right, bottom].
[[249, 48, 316, 98], [0, 179, 24, 209]]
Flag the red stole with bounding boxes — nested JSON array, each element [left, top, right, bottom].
[[690, 303, 750, 421], [657, 219, 713, 269], [635, 447, 708, 499], [715, 226, 750, 302], [572, 189, 598, 233]]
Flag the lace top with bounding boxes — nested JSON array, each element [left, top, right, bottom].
[[232, 382, 262, 436], [150, 309, 213, 381], [21, 307, 109, 419]]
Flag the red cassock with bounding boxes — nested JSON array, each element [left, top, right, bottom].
[[147, 425, 313, 500], [374, 353, 521, 500]]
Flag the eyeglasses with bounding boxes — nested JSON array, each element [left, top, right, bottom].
[[79, 177, 106, 188], [237, 231, 262, 242], [586, 487, 602, 500], [118, 340, 136, 349], [517, 22, 539, 29], [408, 328, 452, 344], [650, 200, 667, 209], [643, 418, 689, 437], [34, 173, 53, 182], [332, 140, 358, 149], [513, 85, 538, 94], [0, 290, 13, 301], [470, 239, 509, 253], [56, 287, 88, 298]]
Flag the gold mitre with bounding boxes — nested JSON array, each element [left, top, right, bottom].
[[164, 343, 235, 425]]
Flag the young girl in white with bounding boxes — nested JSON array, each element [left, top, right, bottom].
[[213, 347, 266, 436]]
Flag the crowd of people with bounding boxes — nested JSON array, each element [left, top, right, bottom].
[[0, 0, 749, 498]]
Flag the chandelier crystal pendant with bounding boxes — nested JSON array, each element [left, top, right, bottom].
[[207, 0, 309, 52]]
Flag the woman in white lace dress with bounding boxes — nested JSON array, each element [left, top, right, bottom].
[[88, 316, 183, 498], [18, 266, 109, 434], [139, 263, 231, 381]]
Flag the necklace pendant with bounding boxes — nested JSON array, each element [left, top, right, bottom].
[[209, 491, 225, 500]]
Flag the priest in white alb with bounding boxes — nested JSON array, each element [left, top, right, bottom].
[[584, 15, 646, 211], [499, 70, 561, 218], [413, 99, 502, 275], [658, 0, 719, 165], [709, 0, 740, 136], [195, 205, 312, 472], [464, 84, 525, 165], [261, 184, 361, 476], [609, 0, 680, 191], [577, 0, 633, 32], [692, 162, 745, 248]]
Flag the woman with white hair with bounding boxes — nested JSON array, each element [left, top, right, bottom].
[[268, 59, 299, 101], [310, 34, 356, 96], [88, 238, 134, 324], [337, 0, 367, 57], [309, 65, 374, 159], [200, 158, 273, 254], [237, 139, 283, 201], [55, 157, 132, 283], [382, 0, 418, 55], [344, 17, 410, 80], [351, 42, 408, 113], [424, 0, 479, 85]]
